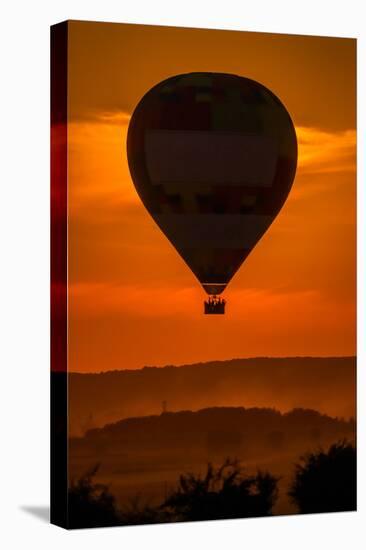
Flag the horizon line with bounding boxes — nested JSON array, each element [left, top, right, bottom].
[[66, 354, 356, 376]]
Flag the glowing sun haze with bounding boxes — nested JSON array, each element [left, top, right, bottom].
[[67, 21, 356, 373]]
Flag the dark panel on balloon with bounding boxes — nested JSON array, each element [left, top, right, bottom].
[[145, 130, 278, 186]]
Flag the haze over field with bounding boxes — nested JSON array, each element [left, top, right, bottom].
[[67, 356, 356, 516], [68, 356, 356, 436], [69, 404, 355, 516]]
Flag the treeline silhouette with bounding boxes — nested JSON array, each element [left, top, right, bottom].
[[67, 440, 356, 528], [71, 407, 355, 458]]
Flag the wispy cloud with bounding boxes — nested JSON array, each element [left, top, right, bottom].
[[96, 111, 131, 125], [296, 126, 356, 175], [68, 113, 138, 215]]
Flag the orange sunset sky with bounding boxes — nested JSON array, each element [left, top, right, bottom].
[[66, 21, 356, 373]]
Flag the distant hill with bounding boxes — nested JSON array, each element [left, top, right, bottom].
[[68, 356, 356, 436]]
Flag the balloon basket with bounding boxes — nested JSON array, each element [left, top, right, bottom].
[[204, 296, 226, 315]]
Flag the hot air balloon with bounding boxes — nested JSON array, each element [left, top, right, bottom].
[[127, 73, 297, 314]]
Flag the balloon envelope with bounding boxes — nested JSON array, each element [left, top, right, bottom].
[[127, 73, 297, 295]]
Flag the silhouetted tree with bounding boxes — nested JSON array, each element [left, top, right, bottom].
[[68, 464, 121, 528], [161, 458, 279, 522], [288, 440, 356, 514]]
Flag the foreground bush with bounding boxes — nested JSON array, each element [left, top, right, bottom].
[[68, 464, 121, 528], [288, 440, 356, 514], [161, 458, 279, 522]]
